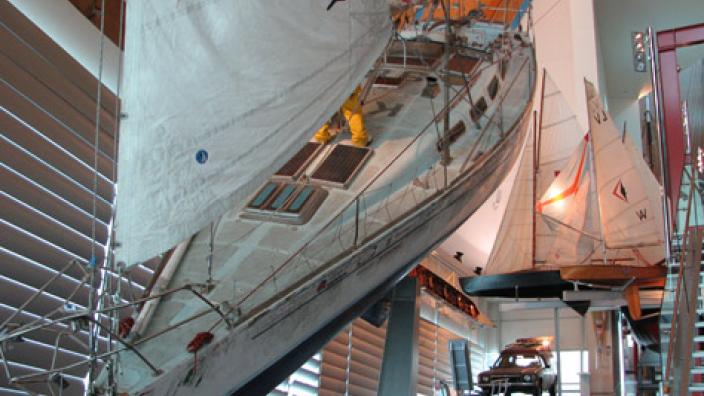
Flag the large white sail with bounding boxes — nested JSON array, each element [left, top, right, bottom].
[[585, 81, 664, 250], [484, 124, 534, 274], [536, 73, 584, 195], [116, 1, 391, 265]]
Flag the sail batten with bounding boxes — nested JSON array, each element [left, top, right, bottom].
[[116, 1, 391, 265]]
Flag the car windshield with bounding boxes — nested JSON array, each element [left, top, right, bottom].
[[493, 353, 544, 369]]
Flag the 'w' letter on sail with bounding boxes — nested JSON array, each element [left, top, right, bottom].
[[116, 1, 391, 265]]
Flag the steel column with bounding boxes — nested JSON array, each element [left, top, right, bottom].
[[378, 276, 421, 396], [554, 308, 561, 396]]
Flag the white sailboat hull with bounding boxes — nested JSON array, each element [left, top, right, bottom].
[[130, 88, 533, 396]]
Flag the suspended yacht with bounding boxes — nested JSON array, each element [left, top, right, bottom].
[[462, 72, 666, 319], [0, 1, 536, 395]]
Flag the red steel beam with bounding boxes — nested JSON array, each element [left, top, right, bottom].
[[656, 23, 704, 215], [409, 266, 480, 319]]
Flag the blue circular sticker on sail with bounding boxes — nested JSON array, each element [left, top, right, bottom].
[[195, 149, 209, 164]]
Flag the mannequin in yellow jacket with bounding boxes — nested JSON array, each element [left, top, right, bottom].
[[315, 85, 370, 148]]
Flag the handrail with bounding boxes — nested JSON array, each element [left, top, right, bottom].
[[663, 165, 697, 392]]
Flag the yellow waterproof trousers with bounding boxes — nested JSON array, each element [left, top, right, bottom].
[[315, 86, 369, 147]]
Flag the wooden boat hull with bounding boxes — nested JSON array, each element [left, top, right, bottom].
[[559, 265, 666, 287]]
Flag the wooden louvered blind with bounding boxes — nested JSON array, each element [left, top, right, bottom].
[[270, 353, 322, 396], [422, 321, 487, 394], [319, 319, 387, 396], [318, 317, 481, 396], [418, 319, 455, 395], [0, 1, 156, 394]]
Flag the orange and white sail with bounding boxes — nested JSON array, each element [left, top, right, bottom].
[[536, 135, 589, 218], [544, 175, 595, 265], [533, 72, 588, 266], [537, 136, 598, 265]]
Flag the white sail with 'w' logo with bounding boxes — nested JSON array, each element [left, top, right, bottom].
[[585, 80, 664, 250]]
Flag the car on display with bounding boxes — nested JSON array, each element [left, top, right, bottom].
[[477, 337, 557, 396]]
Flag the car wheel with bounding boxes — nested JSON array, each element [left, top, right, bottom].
[[532, 381, 542, 396], [549, 380, 557, 396]]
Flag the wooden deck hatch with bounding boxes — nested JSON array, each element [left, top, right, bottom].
[[447, 54, 479, 74], [311, 144, 373, 189], [374, 72, 407, 88], [273, 141, 323, 180]]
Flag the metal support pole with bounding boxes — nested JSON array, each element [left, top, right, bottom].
[[647, 26, 673, 262], [554, 307, 561, 396], [613, 311, 624, 396], [378, 277, 420, 396], [580, 315, 585, 374], [354, 198, 360, 247]]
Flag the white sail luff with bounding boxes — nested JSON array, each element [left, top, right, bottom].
[[116, 1, 391, 265]]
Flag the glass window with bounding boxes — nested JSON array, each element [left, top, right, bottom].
[[488, 76, 500, 100], [501, 58, 508, 80], [554, 350, 589, 394], [493, 353, 544, 369], [471, 97, 488, 123]]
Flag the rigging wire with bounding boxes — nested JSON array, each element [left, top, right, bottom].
[[102, 0, 127, 393], [85, 0, 111, 393]]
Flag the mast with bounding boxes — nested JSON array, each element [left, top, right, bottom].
[[533, 68, 547, 268], [583, 78, 609, 264], [441, 0, 452, 167], [531, 111, 537, 268]]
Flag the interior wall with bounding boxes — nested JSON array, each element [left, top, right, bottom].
[[498, 307, 586, 351], [532, 0, 601, 128]]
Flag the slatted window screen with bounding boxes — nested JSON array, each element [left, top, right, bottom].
[[0, 1, 157, 394], [318, 317, 478, 396], [418, 319, 487, 395], [320, 319, 387, 396], [269, 353, 322, 396]]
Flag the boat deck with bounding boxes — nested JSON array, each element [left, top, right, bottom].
[[116, 35, 535, 392]]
